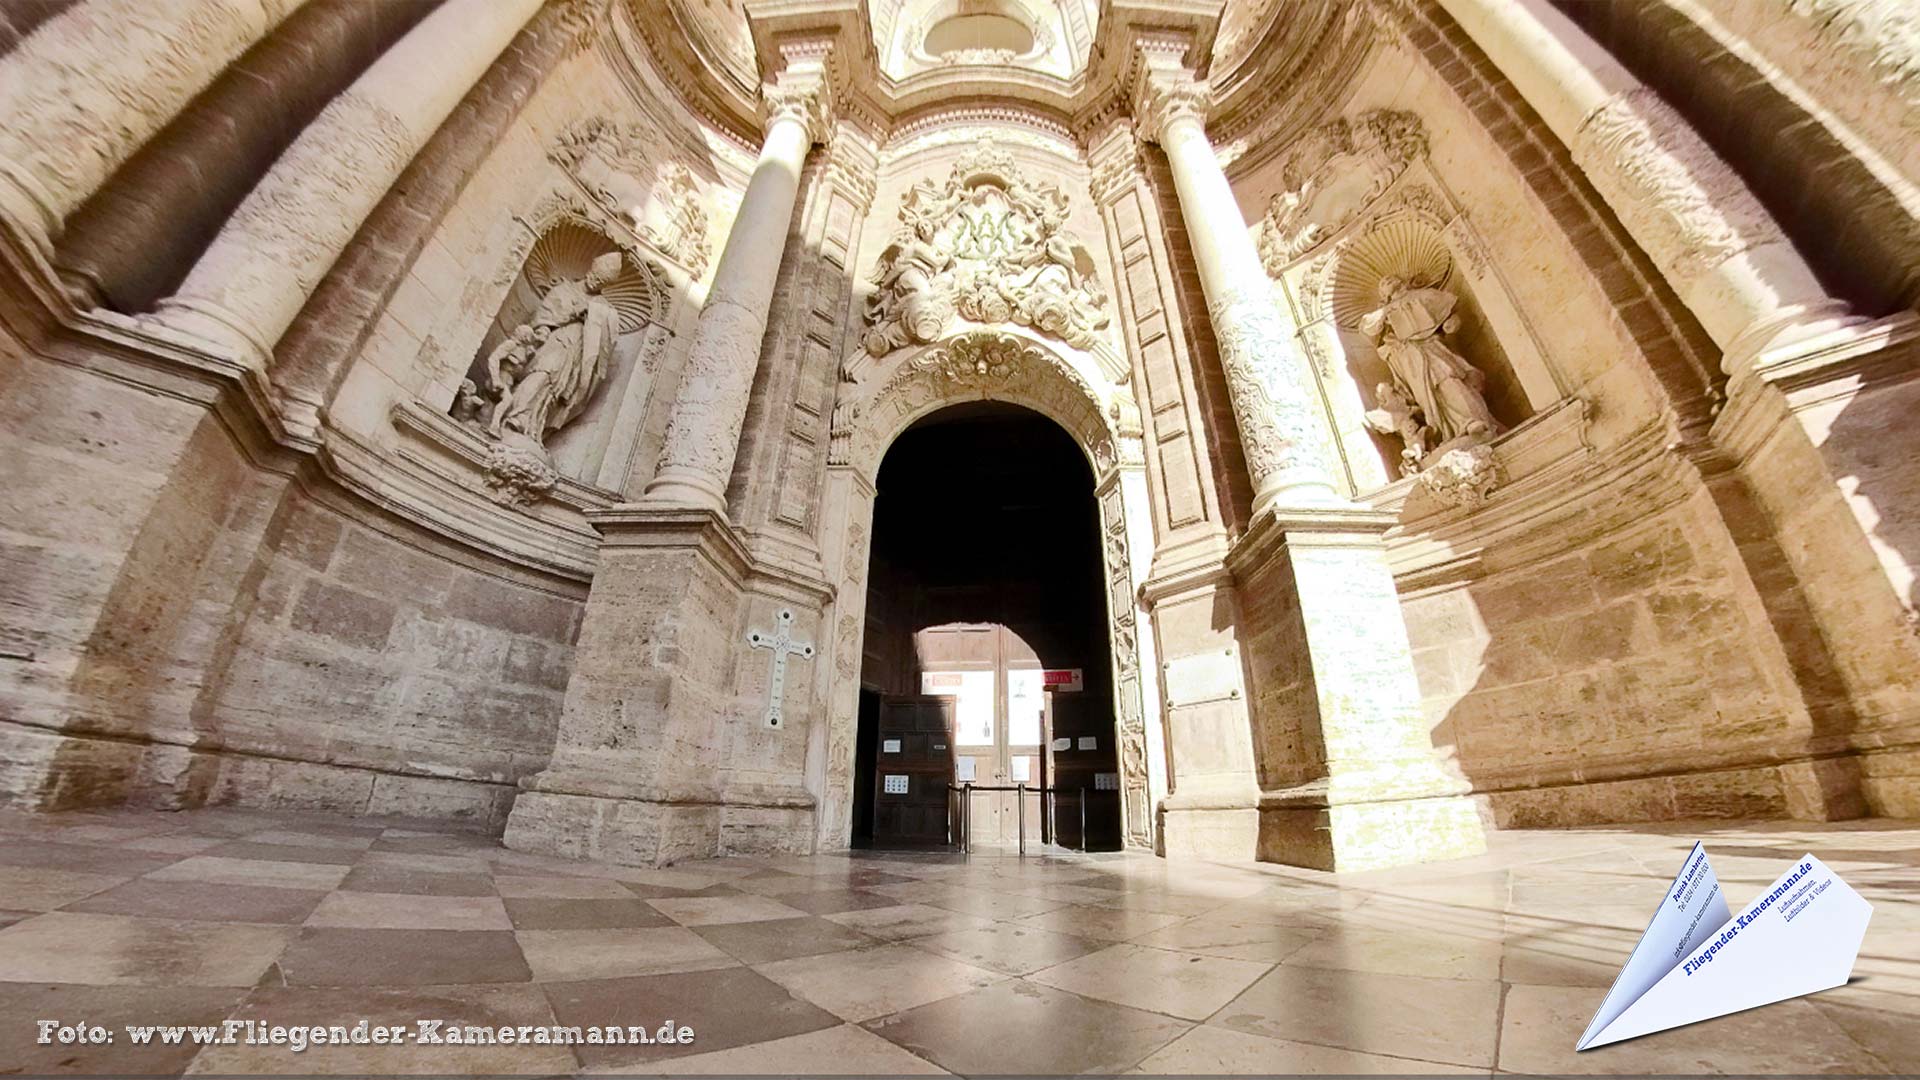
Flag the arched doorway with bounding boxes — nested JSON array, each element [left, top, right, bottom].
[[810, 331, 1162, 855], [850, 403, 1120, 850]]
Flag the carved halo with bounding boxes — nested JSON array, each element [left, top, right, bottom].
[[1328, 215, 1454, 329], [524, 222, 663, 333]]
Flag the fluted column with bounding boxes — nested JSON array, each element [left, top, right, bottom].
[[152, 0, 542, 373], [1133, 69, 1346, 516], [0, 0, 307, 258], [1435, 0, 1855, 371], [641, 63, 832, 514]]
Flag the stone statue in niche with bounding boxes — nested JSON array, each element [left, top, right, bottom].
[[1359, 275, 1501, 448], [458, 250, 625, 505], [1359, 276, 1505, 505], [863, 140, 1110, 356]]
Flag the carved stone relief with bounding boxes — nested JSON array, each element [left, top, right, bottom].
[[1256, 108, 1428, 271], [862, 141, 1112, 357], [1097, 482, 1152, 847], [549, 116, 714, 275], [1571, 88, 1784, 288]]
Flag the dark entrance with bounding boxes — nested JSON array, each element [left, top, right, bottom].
[[853, 402, 1121, 851]]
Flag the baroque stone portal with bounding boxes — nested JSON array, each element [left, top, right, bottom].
[[863, 141, 1111, 357]]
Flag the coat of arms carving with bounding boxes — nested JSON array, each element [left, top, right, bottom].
[[863, 141, 1110, 357]]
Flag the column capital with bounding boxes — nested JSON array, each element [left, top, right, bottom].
[[761, 55, 834, 144], [1131, 67, 1210, 145]]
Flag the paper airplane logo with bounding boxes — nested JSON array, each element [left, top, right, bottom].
[[1577, 842, 1873, 1050]]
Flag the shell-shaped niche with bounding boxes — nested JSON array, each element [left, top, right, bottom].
[[525, 222, 658, 333], [1329, 216, 1454, 329]]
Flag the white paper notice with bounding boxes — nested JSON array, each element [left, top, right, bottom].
[[1577, 844, 1872, 1050], [955, 758, 976, 782]]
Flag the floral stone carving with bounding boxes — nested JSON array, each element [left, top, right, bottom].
[[1257, 109, 1427, 271], [863, 140, 1111, 357], [549, 117, 713, 274]]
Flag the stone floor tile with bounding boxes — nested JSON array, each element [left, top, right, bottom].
[[338, 864, 497, 896], [1131, 916, 1321, 964], [756, 943, 1006, 1022], [504, 897, 674, 930], [494, 873, 638, 899], [544, 965, 840, 1069], [66, 878, 326, 924], [357, 850, 491, 874], [773, 887, 903, 916], [0, 863, 129, 910], [597, 867, 741, 892], [0, 909, 30, 928], [0, 911, 291, 986], [646, 893, 807, 926], [919, 885, 1068, 919], [819, 902, 995, 941], [1211, 963, 1500, 1069], [864, 978, 1191, 1075], [276, 927, 531, 985], [0, 982, 249, 1077], [1090, 888, 1235, 917], [0, 839, 179, 875], [147, 855, 350, 891], [208, 840, 363, 865], [1011, 902, 1189, 941], [1813, 997, 1920, 1071], [1029, 942, 1272, 1020], [517, 925, 737, 981], [691, 914, 876, 964], [120, 834, 227, 855], [1499, 912, 1640, 987], [1499, 983, 1886, 1074], [1281, 924, 1504, 981], [1129, 1022, 1482, 1074], [909, 921, 1105, 976], [182, 982, 574, 1076], [369, 833, 502, 855], [241, 828, 379, 850], [305, 891, 511, 931], [593, 1021, 949, 1075]]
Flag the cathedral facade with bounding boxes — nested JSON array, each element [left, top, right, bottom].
[[2, 0, 1918, 875]]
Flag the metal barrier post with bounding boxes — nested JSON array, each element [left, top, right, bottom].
[[1078, 788, 1087, 852], [1016, 782, 1027, 856], [961, 782, 972, 854]]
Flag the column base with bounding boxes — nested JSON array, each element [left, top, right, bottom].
[[503, 787, 816, 867], [1258, 790, 1487, 873], [1160, 798, 1259, 861]]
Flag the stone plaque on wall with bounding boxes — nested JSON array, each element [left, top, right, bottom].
[[1162, 648, 1243, 708]]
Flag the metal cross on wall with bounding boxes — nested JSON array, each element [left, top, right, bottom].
[[746, 608, 815, 729]]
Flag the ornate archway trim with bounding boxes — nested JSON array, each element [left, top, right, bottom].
[[829, 330, 1126, 482]]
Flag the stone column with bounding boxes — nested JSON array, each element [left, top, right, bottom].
[[1434, 0, 1855, 370], [152, 0, 542, 374], [1133, 69, 1345, 518], [0, 0, 307, 259], [640, 63, 832, 514], [1132, 58, 1484, 871]]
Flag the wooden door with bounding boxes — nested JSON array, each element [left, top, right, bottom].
[[870, 695, 956, 847]]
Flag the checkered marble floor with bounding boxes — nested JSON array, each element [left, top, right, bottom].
[[0, 807, 1916, 1076]]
